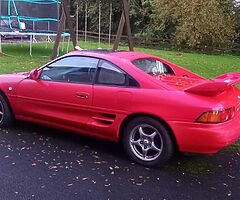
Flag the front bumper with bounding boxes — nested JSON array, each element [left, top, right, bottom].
[[169, 113, 240, 154]]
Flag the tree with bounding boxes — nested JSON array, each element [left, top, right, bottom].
[[152, 0, 236, 51], [129, 0, 153, 36], [232, 0, 240, 53]]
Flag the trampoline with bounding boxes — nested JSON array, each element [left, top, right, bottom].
[[0, 0, 70, 56]]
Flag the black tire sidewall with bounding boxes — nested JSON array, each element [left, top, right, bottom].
[[0, 95, 13, 127], [122, 117, 174, 167]]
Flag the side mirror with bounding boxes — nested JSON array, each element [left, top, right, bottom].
[[29, 68, 41, 80]]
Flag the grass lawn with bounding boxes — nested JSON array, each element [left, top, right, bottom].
[[0, 40, 240, 78]]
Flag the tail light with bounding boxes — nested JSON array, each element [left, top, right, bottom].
[[196, 107, 235, 124]]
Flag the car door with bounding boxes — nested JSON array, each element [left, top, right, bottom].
[[88, 60, 139, 139], [16, 56, 99, 131]]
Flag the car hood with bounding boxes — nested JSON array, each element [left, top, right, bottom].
[[0, 73, 28, 86], [0, 73, 28, 95]]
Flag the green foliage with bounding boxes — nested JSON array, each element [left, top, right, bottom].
[[152, 0, 236, 51], [129, 0, 153, 36], [72, 0, 153, 35], [233, 1, 240, 54], [71, 0, 240, 53]]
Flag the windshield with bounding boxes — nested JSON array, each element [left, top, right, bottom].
[[132, 58, 175, 75]]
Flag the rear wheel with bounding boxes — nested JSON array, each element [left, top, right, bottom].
[[0, 95, 13, 128], [122, 117, 174, 167]]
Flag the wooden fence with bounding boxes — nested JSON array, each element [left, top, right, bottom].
[[76, 30, 172, 49]]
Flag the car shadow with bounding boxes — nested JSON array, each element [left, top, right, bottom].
[[12, 120, 126, 159], [6, 120, 240, 177]]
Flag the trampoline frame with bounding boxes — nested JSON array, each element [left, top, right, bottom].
[[0, 0, 69, 56], [0, 31, 70, 56]]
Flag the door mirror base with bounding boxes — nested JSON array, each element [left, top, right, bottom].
[[29, 68, 41, 80]]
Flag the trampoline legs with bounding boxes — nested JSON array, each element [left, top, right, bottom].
[[67, 36, 70, 53], [33, 35, 37, 43], [46, 36, 52, 49], [30, 34, 33, 56], [0, 34, 2, 53]]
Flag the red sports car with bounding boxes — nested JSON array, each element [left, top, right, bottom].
[[0, 50, 240, 166]]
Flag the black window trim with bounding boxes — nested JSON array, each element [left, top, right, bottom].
[[38, 55, 100, 85], [94, 59, 140, 88], [34, 54, 140, 88]]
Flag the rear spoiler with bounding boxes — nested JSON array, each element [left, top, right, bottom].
[[185, 72, 240, 96]]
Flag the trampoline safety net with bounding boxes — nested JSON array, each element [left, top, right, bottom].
[[0, 0, 60, 33]]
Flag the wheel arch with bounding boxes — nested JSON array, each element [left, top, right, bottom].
[[118, 113, 179, 151], [0, 89, 15, 118]]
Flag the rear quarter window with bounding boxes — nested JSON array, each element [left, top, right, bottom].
[[132, 58, 175, 75]]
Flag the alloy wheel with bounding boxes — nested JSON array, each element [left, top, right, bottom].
[[129, 124, 163, 162]]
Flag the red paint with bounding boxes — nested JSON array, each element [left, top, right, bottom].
[[0, 51, 239, 154]]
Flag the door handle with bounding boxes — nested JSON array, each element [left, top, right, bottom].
[[76, 92, 89, 99]]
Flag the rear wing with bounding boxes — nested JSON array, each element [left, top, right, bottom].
[[213, 72, 240, 85], [185, 72, 240, 96]]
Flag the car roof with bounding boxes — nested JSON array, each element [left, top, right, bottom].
[[66, 50, 154, 62]]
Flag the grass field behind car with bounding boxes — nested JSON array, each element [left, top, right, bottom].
[[0, 41, 240, 78]]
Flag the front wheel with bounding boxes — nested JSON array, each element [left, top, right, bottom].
[[122, 117, 175, 167], [0, 95, 13, 128]]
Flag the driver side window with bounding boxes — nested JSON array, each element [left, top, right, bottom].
[[40, 56, 99, 84]]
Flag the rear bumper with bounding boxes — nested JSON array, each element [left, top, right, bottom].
[[169, 114, 240, 154]]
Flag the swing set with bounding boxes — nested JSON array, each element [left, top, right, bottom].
[[52, 0, 134, 59], [0, 0, 133, 58], [78, 1, 113, 49]]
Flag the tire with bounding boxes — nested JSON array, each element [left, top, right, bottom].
[[122, 117, 175, 167], [0, 94, 13, 128]]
